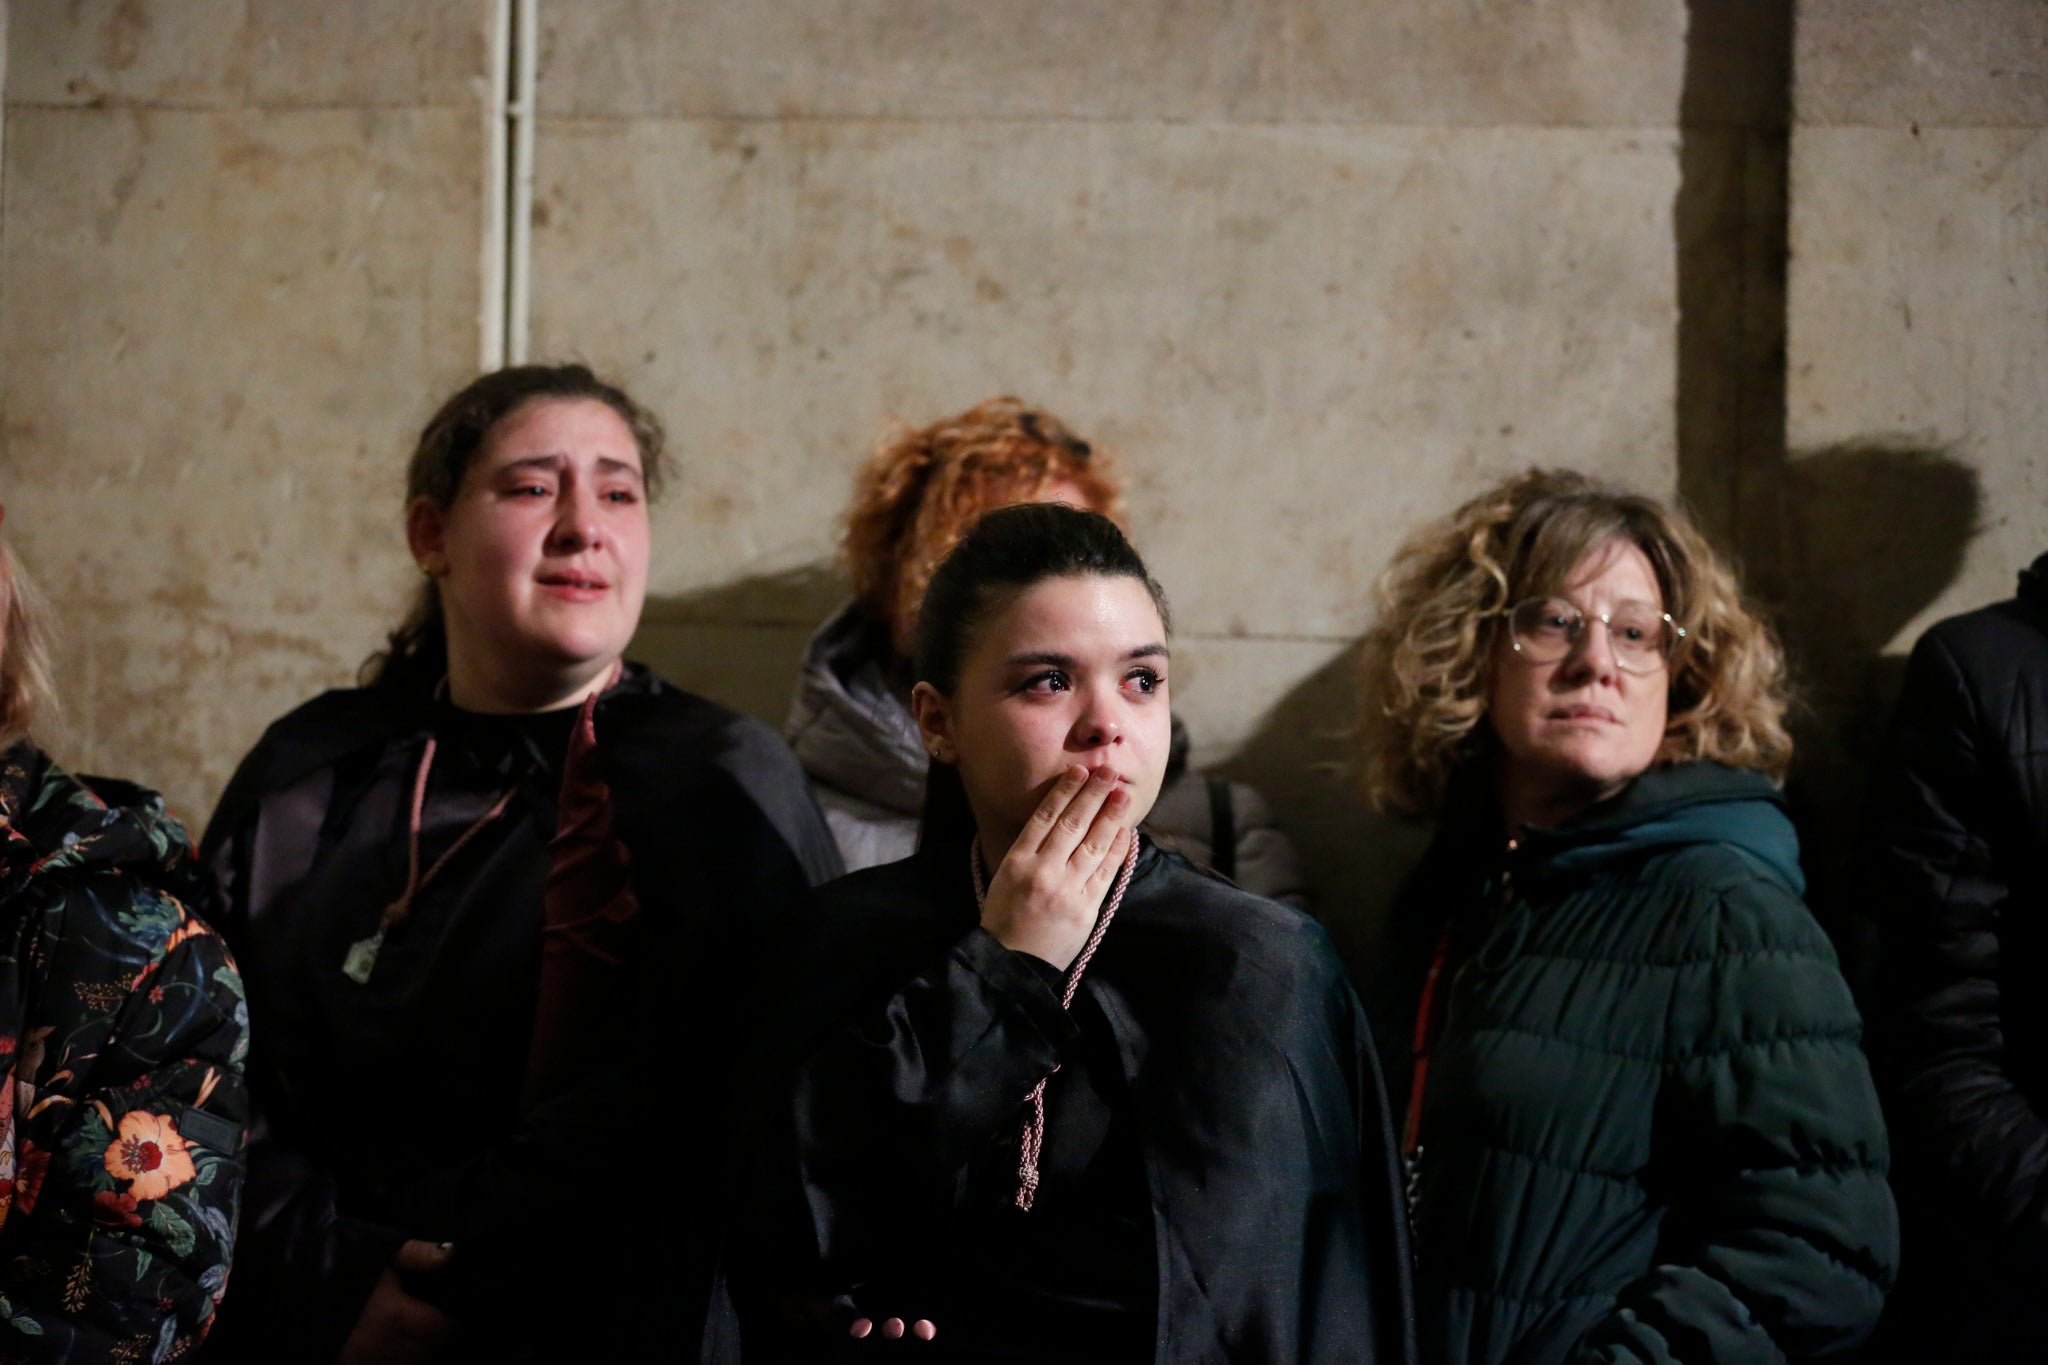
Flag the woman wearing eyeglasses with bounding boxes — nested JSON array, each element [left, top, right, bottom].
[[1357, 469, 1896, 1364]]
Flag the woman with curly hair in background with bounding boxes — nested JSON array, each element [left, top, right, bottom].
[[0, 506, 247, 1356], [788, 396, 1308, 903], [1358, 469, 1896, 1363]]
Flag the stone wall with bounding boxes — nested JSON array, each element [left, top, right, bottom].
[[1780, 1, 2047, 936], [527, 0, 1690, 964], [2, 2, 2041, 971], [0, 0, 492, 825]]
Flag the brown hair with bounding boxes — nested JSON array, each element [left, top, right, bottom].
[[363, 364, 668, 692], [1357, 467, 1793, 816], [0, 538, 57, 750], [843, 397, 1123, 662]]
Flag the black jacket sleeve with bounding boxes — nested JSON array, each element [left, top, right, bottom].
[[1863, 626, 2048, 1265]]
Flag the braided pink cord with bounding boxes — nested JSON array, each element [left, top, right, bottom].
[[971, 833, 1141, 1211]]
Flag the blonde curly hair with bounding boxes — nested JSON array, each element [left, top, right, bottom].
[[1357, 468, 1792, 816], [0, 536, 57, 751], [843, 397, 1123, 661]]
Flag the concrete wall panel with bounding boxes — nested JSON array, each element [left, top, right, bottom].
[[243, 0, 491, 108], [538, 0, 1684, 126], [1281, 0, 1684, 127], [538, 0, 1283, 122], [1797, 0, 2048, 128], [530, 117, 1678, 655], [1, 104, 486, 819], [10, 0, 249, 108], [1787, 125, 2048, 641], [11, 1, 486, 109]]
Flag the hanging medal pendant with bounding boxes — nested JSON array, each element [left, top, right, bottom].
[[342, 927, 386, 985]]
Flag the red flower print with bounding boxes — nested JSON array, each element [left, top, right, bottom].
[[92, 1189, 142, 1228]]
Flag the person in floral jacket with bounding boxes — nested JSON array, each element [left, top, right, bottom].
[[0, 513, 249, 1359]]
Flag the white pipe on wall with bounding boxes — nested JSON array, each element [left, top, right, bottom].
[[479, 0, 512, 370], [505, 0, 538, 366]]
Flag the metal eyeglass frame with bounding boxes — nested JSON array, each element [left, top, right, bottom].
[[1501, 597, 1689, 676]]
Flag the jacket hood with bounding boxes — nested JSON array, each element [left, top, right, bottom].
[[1525, 761, 1805, 894], [785, 603, 928, 817], [0, 742, 204, 906]]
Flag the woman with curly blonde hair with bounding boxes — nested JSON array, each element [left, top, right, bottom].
[[788, 397, 1308, 902], [1360, 469, 1896, 1364]]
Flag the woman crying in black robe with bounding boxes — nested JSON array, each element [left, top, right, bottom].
[[744, 503, 1416, 1363], [201, 365, 841, 1363]]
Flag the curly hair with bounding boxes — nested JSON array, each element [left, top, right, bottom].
[[842, 397, 1123, 662], [1357, 468, 1792, 816], [363, 363, 668, 691], [0, 537, 57, 750]]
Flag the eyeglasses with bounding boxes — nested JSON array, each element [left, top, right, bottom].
[[1502, 597, 1686, 676]]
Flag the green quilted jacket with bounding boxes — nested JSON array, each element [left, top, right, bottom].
[[1397, 763, 1896, 1364]]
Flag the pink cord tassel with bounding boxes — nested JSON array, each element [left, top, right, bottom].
[[972, 835, 1140, 1211]]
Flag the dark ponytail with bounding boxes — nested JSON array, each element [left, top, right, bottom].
[[913, 502, 1169, 850]]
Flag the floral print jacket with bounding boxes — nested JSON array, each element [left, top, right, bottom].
[[0, 743, 248, 1362]]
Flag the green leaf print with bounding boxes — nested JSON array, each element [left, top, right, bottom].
[[146, 1202, 197, 1260]]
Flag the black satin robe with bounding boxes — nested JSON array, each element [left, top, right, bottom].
[[744, 836, 1417, 1363], [200, 665, 841, 1362]]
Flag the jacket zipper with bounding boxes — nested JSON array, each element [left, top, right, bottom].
[[1404, 835, 1518, 1221]]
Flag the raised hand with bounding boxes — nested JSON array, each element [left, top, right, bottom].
[[978, 765, 1134, 970]]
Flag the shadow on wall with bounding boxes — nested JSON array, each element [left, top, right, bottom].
[[1770, 444, 1981, 988], [1674, 0, 1793, 546], [1210, 643, 1430, 989], [630, 562, 847, 726], [1668, 2, 1984, 983]]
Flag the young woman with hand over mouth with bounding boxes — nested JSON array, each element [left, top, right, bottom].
[[743, 503, 1414, 1363]]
